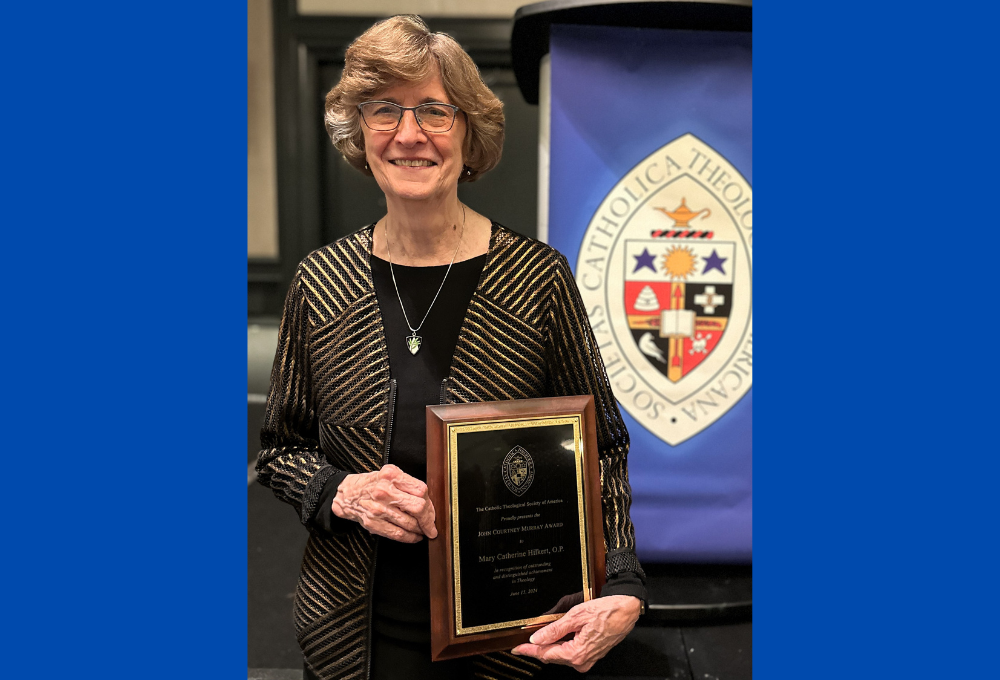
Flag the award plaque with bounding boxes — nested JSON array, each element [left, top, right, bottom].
[[425, 396, 606, 661]]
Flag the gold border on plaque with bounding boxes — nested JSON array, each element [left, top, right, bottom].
[[447, 415, 592, 636]]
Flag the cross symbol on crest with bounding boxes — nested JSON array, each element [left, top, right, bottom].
[[694, 286, 725, 314]]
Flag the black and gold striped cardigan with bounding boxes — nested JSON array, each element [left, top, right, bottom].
[[257, 223, 642, 680]]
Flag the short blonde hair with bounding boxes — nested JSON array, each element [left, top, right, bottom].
[[324, 15, 505, 183]]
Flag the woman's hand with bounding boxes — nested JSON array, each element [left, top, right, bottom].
[[511, 595, 641, 673], [331, 464, 437, 543]]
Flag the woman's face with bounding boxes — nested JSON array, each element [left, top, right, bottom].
[[361, 72, 466, 205]]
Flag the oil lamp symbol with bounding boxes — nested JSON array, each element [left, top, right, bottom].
[[653, 198, 710, 227]]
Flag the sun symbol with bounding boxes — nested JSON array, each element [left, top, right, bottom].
[[662, 246, 697, 280]]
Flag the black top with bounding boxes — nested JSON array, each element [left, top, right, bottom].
[[312, 248, 646, 644], [372, 252, 487, 489], [369, 252, 487, 641]]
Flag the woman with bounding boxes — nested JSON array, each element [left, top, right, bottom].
[[257, 15, 646, 680]]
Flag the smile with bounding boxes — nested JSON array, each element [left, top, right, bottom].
[[390, 159, 436, 167]]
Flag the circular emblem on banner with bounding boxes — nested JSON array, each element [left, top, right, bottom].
[[576, 133, 752, 446], [502, 445, 535, 496]]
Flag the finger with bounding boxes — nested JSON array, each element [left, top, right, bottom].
[[414, 496, 437, 539], [510, 643, 561, 662], [529, 613, 579, 645], [389, 491, 431, 516], [365, 517, 423, 543], [382, 467, 428, 496], [511, 643, 545, 660], [521, 642, 576, 666], [383, 492, 437, 539], [378, 463, 402, 477], [385, 487, 438, 539], [541, 639, 592, 670], [363, 500, 422, 535]]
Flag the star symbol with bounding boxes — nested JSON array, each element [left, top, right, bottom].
[[633, 248, 656, 273], [702, 249, 728, 275]]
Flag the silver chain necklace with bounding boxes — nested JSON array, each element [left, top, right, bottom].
[[385, 205, 466, 355]]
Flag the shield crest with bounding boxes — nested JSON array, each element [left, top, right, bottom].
[[502, 445, 534, 497], [576, 133, 752, 446], [624, 209, 735, 382]]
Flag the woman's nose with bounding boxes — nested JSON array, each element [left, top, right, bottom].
[[394, 109, 426, 143]]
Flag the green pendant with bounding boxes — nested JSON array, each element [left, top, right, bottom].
[[406, 334, 422, 355]]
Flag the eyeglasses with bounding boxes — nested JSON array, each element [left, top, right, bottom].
[[357, 101, 461, 133]]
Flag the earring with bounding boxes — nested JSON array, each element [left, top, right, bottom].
[[465, 167, 472, 176], [364, 161, 370, 172]]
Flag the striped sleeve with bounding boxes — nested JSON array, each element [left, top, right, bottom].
[[256, 266, 342, 526]]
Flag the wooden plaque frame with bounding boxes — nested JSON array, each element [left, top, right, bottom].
[[425, 395, 606, 661]]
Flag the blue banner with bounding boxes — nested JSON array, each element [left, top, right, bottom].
[[548, 24, 752, 561]]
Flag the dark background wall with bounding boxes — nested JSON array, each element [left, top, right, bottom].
[[248, 3, 540, 319]]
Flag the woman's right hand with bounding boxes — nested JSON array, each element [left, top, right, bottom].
[[331, 464, 438, 543]]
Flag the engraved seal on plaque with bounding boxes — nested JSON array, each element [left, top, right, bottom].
[[502, 445, 535, 497]]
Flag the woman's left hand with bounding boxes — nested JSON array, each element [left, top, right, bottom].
[[511, 595, 641, 673]]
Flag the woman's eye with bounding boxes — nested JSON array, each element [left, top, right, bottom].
[[421, 106, 447, 117], [374, 105, 397, 115]]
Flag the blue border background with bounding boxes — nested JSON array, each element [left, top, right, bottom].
[[3, 2, 245, 677], [756, 1, 999, 677], [2, 0, 998, 677]]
